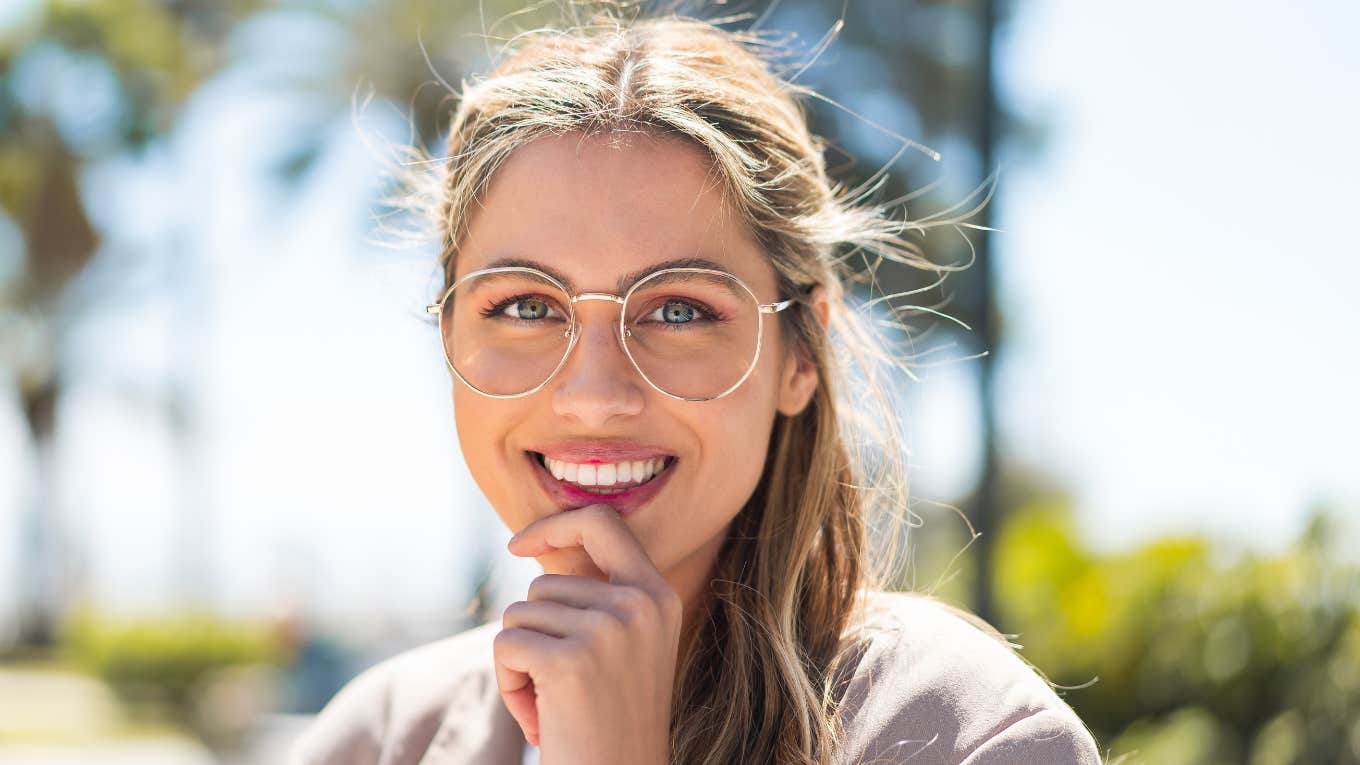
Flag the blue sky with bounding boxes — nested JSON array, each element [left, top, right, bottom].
[[990, 0, 1360, 553]]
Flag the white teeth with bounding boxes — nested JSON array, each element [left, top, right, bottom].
[[540, 454, 670, 488]]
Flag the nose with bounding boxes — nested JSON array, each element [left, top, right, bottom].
[[549, 302, 646, 426]]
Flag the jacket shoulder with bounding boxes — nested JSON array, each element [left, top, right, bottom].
[[837, 590, 1103, 765], [288, 621, 502, 765]]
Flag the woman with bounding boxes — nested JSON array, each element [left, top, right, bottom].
[[290, 7, 1103, 765]]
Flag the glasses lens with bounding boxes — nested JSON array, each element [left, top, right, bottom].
[[441, 270, 571, 396], [624, 271, 761, 400]]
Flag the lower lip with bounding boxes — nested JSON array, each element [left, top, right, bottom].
[[526, 452, 677, 517]]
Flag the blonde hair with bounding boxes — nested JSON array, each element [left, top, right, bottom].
[[398, 3, 1021, 763]]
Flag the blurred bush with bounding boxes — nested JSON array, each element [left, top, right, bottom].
[[55, 606, 288, 745], [994, 497, 1360, 764]]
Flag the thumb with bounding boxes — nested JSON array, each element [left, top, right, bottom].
[[495, 661, 540, 745]]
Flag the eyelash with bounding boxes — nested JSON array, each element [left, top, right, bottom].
[[479, 293, 564, 321], [642, 300, 721, 328], [479, 295, 724, 327]]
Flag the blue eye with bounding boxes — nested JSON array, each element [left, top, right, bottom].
[[481, 294, 565, 322], [655, 302, 696, 323], [639, 299, 722, 331]]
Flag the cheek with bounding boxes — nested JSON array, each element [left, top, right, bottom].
[[689, 362, 781, 514], [451, 385, 519, 522], [719, 337, 791, 492]]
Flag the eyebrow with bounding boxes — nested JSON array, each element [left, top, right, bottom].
[[479, 256, 736, 294]]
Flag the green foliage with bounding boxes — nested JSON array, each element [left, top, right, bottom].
[[994, 499, 1360, 764], [55, 605, 286, 725]]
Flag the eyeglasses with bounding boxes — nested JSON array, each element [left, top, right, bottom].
[[425, 266, 800, 401]]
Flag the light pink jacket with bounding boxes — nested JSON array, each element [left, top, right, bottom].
[[288, 590, 1103, 764]]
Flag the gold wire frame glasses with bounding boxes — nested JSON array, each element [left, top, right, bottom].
[[425, 265, 800, 402]]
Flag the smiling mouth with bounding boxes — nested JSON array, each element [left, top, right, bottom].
[[528, 451, 677, 495]]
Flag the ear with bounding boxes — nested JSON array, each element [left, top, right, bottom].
[[777, 283, 830, 417]]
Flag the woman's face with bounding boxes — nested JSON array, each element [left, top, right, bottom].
[[449, 131, 821, 601]]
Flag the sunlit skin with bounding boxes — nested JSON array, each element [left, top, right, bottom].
[[448, 131, 829, 764]]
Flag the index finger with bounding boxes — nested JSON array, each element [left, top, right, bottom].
[[507, 504, 667, 593]]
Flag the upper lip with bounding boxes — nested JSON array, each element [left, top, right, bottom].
[[528, 440, 677, 464]]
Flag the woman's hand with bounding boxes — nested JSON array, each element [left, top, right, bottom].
[[495, 504, 683, 765]]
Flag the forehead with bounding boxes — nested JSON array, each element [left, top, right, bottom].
[[454, 131, 774, 295]]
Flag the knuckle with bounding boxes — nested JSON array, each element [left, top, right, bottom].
[[564, 638, 600, 674], [659, 589, 684, 620], [491, 627, 516, 653], [547, 639, 584, 671], [502, 600, 530, 621], [526, 574, 556, 600], [615, 587, 661, 625], [615, 585, 650, 613], [586, 607, 623, 636]]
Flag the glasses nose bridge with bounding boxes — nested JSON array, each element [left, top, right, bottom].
[[571, 291, 626, 308], [569, 291, 628, 332], [564, 290, 631, 349]]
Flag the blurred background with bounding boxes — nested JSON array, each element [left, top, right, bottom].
[[1, 0, 1356, 763]]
